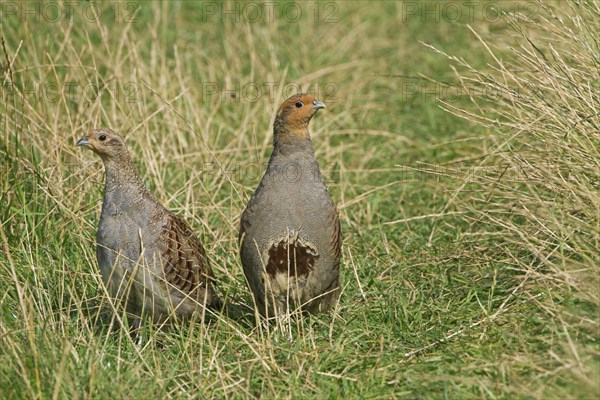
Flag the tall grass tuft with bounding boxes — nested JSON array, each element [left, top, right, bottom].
[[428, 1, 599, 395]]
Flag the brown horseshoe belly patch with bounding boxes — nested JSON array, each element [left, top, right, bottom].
[[265, 238, 319, 277]]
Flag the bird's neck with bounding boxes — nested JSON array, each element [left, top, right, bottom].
[[272, 126, 314, 156], [268, 128, 320, 189], [102, 155, 146, 197]]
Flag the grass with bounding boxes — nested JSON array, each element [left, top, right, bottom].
[[1, 0, 598, 398]]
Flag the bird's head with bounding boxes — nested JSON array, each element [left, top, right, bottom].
[[76, 128, 128, 161], [274, 93, 325, 140]]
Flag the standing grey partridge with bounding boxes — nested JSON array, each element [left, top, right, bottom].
[[77, 128, 220, 326], [239, 93, 342, 317]]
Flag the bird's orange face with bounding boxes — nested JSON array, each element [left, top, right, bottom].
[[275, 93, 326, 137], [76, 128, 126, 158]]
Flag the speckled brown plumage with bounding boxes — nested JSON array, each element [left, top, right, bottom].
[[239, 94, 343, 317], [161, 213, 215, 296], [77, 128, 220, 326]]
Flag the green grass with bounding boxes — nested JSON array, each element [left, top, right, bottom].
[[1, 1, 598, 398]]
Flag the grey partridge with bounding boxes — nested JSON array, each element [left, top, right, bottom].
[[239, 94, 342, 317], [77, 128, 220, 326]]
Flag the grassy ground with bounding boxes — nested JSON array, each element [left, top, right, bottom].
[[1, 1, 598, 398]]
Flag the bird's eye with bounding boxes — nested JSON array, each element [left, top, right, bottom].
[[295, 101, 303, 108], [98, 134, 107, 141]]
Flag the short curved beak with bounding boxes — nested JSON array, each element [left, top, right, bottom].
[[76, 137, 90, 147], [312, 101, 326, 110]]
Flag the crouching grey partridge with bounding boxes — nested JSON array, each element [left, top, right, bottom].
[[77, 128, 220, 326], [239, 94, 342, 317]]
